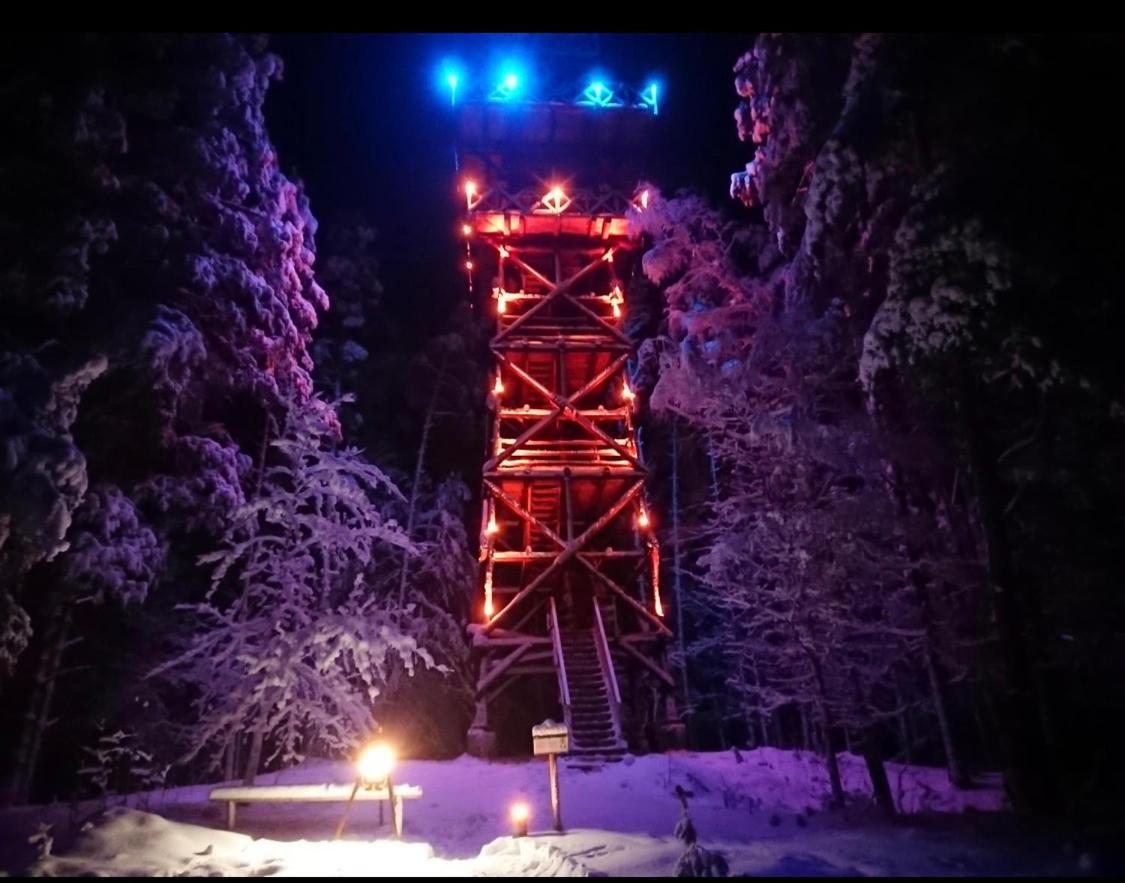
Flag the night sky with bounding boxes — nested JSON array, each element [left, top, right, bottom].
[[265, 33, 756, 333]]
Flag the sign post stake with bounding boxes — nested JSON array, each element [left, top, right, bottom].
[[532, 719, 569, 834]]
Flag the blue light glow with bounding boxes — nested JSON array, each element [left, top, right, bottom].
[[438, 61, 464, 107], [579, 77, 622, 108], [642, 82, 660, 115], [489, 64, 525, 102]]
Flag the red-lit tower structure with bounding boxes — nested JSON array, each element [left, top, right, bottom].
[[451, 74, 683, 758]]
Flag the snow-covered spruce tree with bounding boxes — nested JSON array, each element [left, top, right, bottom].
[[672, 784, 729, 877], [631, 187, 963, 815], [731, 33, 1125, 816], [6, 486, 163, 806], [1, 33, 329, 802], [0, 355, 107, 679], [371, 474, 475, 756], [310, 215, 383, 440], [150, 396, 441, 780]]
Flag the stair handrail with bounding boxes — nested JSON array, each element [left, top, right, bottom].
[[592, 598, 622, 714], [548, 597, 571, 717]]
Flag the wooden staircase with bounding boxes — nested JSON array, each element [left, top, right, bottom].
[[554, 599, 626, 760]]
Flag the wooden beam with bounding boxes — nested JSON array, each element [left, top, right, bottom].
[[620, 640, 676, 688], [493, 550, 644, 562], [477, 643, 534, 696], [575, 552, 673, 638], [484, 480, 566, 550], [483, 480, 644, 634], [495, 352, 641, 471], [562, 290, 631, 345], [492, 252, 607, 344]]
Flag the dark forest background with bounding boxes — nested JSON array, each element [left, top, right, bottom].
[[1, 33, 1123, 825]]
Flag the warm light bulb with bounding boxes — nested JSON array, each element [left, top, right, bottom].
[[638, 505, 650, 530], [486, 510, 499, 535], [510, 801, 530, 836], [543, 186, 568, 214], [465, 260, 474, 271], [462, 223, 472, 236], [357, 743, 395, 785], [497, 291, 508, 314], [465, 180, 477, 197], [622, 380, 636, 402], [484, 597, 494, 617], [493, 374, 504, 395]]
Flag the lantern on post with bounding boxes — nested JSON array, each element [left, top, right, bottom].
[[335, 741, 397, 840]]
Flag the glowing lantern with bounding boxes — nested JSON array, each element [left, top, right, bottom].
[[510, 801, 530, 837], [609, 284, 624, 319], [542, 186, 569, 214], [357, 743, 395, 787], [651, 542, 664, 617], [483, 557, 495, 619]]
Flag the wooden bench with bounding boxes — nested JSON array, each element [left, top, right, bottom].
[[208, 782, 423, 838]]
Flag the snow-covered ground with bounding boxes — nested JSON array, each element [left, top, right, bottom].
[[1, 749, 1111, 876]]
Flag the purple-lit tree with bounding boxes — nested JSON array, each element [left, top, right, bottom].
[[150, 396, 440, 780]]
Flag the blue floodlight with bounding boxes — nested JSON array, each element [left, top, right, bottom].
[[438, 61, 464, 107], [579, 78, 622, 108], [489, 66, 524, 102]]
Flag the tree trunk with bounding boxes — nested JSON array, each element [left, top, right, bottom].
[[924, 641, 970, 788], [860, 728, 897, 818], [809, 658, 844, 808], [751, 656, 769, 746], [670, 420, 692, 744], [243, 725, 265, 786], [957, 363, 1055, 812], [3, 597, 73, 807], [396, 352, 449, 607], [223, 737, 236, 783], [893, 677, 913, 765]]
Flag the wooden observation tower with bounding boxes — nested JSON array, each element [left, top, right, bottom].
[[450, 73, 684, 758]]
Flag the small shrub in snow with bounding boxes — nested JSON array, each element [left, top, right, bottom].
[[673, 784, 729, 877]]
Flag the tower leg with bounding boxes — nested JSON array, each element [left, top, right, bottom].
[[658, 691, 687, 751], [466, 693, 498, 758]]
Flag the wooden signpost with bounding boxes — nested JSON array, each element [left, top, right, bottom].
[[532, 719, 569, 832]]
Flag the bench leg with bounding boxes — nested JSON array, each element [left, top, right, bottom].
[[227, 800, 236, 830], [392, 796, 403, 839]]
